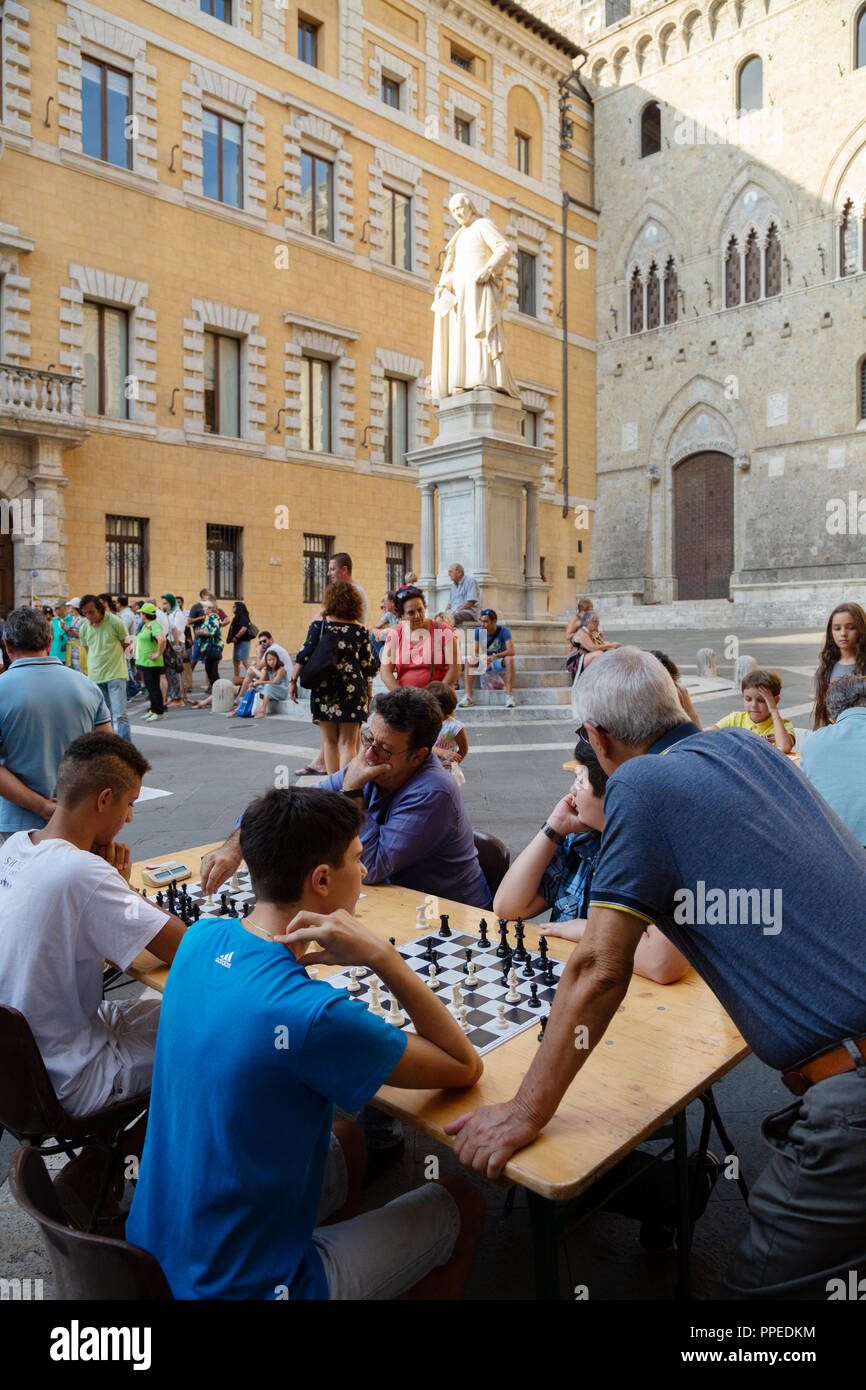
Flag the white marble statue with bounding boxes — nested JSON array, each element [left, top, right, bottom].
[[430, 192, 519, 403]]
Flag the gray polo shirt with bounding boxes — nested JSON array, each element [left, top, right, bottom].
[[0, 658, 110, 831], [448, 574, 480, 617]]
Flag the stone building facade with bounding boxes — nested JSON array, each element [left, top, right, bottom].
[[0, 0, 595, 637], [527, 0, 866, 614]]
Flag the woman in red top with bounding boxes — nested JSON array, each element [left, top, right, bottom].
[[381, 587, 460, 691]]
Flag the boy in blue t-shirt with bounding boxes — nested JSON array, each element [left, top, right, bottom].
[[459, 608, 515, 708], [127, 787, 484, 1300]]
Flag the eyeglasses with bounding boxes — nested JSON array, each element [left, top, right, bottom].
[[360, 726, 411, 761], [480, 610, 494, 618]]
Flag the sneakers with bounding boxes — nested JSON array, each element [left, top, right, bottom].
[[149, 713, 166, 722], [140, 711, 156, 720], [457, 695, 473, 707], [505, 696, 516, 708]]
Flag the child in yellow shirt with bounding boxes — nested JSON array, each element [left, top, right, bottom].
[[714, 668, 795, 754]]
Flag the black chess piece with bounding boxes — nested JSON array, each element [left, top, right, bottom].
[[528, 982, 541, 1008], [243, 901, 252, 917], [155, 891, 164, 907], [513, 918, 527, 961], [478, 919, 490, 948], [522, 954, 535, 979], [193, 902, 201, 920], [538, 935, 549, 966], [543, 961, 556, 986], [423, 937, 437, 962], [537, 1014, 549, 1042], [389, 937, 396, 946], [496, 919, 510, 958], [439, 913, 451, 938], [220, 891, 230, 914]]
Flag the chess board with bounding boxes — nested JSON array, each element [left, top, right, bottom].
[[326, 925, 563, 1055], [139, 871, 256, 921]]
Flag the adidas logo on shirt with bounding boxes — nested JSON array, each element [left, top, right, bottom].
[[215, 952, 234, 969]]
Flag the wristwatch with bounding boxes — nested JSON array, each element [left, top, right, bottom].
[[343, 788, 365, 801], [540, 822, 565, 846]]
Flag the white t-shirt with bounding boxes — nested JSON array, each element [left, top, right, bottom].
[[118, 606, 136, 636], [0, 833, 168, 1112], [153, 609, 171, 635]]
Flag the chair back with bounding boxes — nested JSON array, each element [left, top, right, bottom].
[[8, 1147, 173, 1300], [473, 831, 511, 897], [0, 1006, 66, 1141]]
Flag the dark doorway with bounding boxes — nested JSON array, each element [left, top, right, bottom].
[[0, 529, 13, 617], [673, 451, 734, 600]]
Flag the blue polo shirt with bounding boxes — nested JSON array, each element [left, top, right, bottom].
[[318, 754, 491, 907], [0, 657, 110, 831], [801, 707, 866, 846], [127, 919, 406, 1300], [474, 624, 512, 657], [588, 722, 866, 1070]]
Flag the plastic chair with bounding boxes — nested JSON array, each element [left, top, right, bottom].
[[473, 831, 511, 897], [0, 1005, 149, 1230], [8, 1146, 172, 1300]]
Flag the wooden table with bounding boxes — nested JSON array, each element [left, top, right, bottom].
[[129, 843, 750, 1299]]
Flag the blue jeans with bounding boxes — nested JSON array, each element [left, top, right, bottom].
[[98, 678, 131, 742]]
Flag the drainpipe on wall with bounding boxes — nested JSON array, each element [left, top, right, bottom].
[[559, 53, 596, 519]]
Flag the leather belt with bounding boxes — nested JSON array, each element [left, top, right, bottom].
[[781, 1036, 866, 1097]]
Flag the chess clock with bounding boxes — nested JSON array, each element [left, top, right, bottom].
[[141, 860, 192, 887]]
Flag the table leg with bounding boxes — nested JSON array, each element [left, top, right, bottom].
[[704, 1086, 750, 1205], [527, 1191, 560, 1300], [673, 1109, 692, 1300]]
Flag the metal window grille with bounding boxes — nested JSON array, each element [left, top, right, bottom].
[[744, 230, 761, 302], [663, 258, 678, 324], [725, 237, 741, 307], [518, 250, 537, 317], [106, 515, 147, 595], [303, 533, 333, 604], [646, 263, 660, 329], [206, 524, 243, 600], [630, 268, 643, 333], [385, 542, 411, 593], [765, 225, 781, 297]]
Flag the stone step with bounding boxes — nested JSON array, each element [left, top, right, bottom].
[[459, 704, 575, 723], [458, 686, 571, 707], [581, 597, 842, 631], [510, 669, 571, 689], [515, 653, 570, 670]]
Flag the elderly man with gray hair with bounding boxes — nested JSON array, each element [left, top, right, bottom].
[[0, 606, 111, 840], [445, 646, 866, 1299], [801, 672, 866, 847]]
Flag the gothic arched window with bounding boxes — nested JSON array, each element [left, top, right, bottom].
[[737, 56, 762, 113], [630, 267, 644, 333], [744, 229, 761, 302], [646, 263, 660, 328], [725, 236, 741, 307], [663, 258, 678, 323], [765, 224, 781, 297], [640, 102, 661, 157]]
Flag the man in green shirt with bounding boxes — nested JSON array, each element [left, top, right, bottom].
[[79, 595, 133, 741], [135, 602, 166, 722]]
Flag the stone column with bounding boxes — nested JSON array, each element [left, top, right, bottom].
[[418, 481, 436, 608], [15, 437, 70, 606], [523, 481, 544, 618], [473, 476, 490, 583]]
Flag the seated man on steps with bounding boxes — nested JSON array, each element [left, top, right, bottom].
[[127, 787, 484, 1300], [200, 688, 492, 908], [0, 731, 186, 1116]]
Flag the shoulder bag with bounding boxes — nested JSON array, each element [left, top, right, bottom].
[[298, 617, 339, 689]]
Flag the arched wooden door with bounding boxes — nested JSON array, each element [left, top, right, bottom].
[[0, 528, 13, 617], [673, 451, 733, 600]]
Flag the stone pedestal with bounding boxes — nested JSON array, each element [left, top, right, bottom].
[[409, 388, 552, 621]]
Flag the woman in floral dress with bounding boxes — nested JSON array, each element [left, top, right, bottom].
[[290, 581, 379, 773]]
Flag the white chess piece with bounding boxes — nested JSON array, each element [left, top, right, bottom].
[[368, 978, 384, 1015], [427, 962, 438, 987], [415, 905, 428, 931], [458, 1004, 471, 1033], [387, 994, 405, 1027], [451, 982, 463, 1011], [347, 967, 361, 995], [231, 870, 240, 891], [424, 895, 438, 924], [493, 1002, 508, 1031], [466, 961, 478, 988], [506, 968, 521, 1004]]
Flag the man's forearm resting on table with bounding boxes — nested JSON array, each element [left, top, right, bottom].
[[511, 911, 643, 1131]]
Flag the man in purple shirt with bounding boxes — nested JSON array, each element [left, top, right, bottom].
[[318, 689, 491, 908], [200, 689, 491, 909]]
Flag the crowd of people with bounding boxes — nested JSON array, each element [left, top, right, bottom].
[[2, 582, 866, 1302]]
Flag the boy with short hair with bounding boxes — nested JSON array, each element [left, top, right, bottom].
[[714, 668, 794, 753], [127, 786, 485, 1301], [0, 732, 185, 1115]]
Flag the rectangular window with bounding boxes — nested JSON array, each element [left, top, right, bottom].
[[303, 532, 333, 603], [200, 0, 232, 19], [518, 250, 537, 317], [454, 116, 472, 146], [300, 152, 334, 240], [381, 76, 401, 108], [202, 109, 243, 208], [383, 188, 411, 270], [385, 541, 411, 592], [522, 409, 540, 446], [384, 377, 409, 465], [83, 302, 129, 418], [298, 17, 319, 66], [106, 515, 148, 595], [300, 356, 331, 452], [450, 46, 474, 72], [206, 524, 243, 600], [203, 332, 241, 437], [81, 58, 132, 169], [515, 131, 531, 174]]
